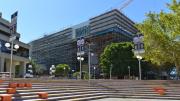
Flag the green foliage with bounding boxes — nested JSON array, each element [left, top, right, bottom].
[[136, 0, 180, 73], [55, 64, 70, 77], [82, 71, 89, 80], [35, 66, 45, 75], [15, 65, 21, 77], [100, 42, 138, 78], [29, 59, 41, 75], [73, 72, 80, 79], [72, 71, 89, 79]]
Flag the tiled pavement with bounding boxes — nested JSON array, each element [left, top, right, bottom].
[[93, 98, 180, 101]]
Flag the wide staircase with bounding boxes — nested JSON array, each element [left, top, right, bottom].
[[0, 79, 180, 101]]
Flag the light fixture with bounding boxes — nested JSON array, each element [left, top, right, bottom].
[[5, 43, 10, 48], [91, 53, 94, 56], [14, 44, 19, 49], [136, 55, 142, 60], [77, 57, 80, 60], [81, 57, 84, 61]]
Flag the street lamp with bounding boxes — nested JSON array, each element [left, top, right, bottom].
[[64, 67, 66, 77], [136, 55, 142, 80], [87, 42, 94, 80], [128, 66, 131, 79], [77, 56, 84, 79], [5, 36, 19, 78], [110, 64, 113, 80], [71, 69, 75, 79], [93, 66, 96, 79]]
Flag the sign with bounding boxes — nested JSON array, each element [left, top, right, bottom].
[[134, 43, 144, 50], [9, 36, 16, 42], [133, 34, 145, 54], [77, 51, 85, 56], [77, 38, 85, 46], [77, 37, 85, 56], [10, 11, 18, 34], [133, 35, 143, 44]]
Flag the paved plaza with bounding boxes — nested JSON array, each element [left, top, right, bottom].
[[94, 98, 180, 101]]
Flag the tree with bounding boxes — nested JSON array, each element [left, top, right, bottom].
[[15, 65, 21, 77], [29, 59, 41, 75], [35, 65, 45, 75], [100, 42, 138, 78], [72, 71, 89, 79], [55, 64, 70, 77], [73, 71, 80, 79], [136, 0, 180, 75]]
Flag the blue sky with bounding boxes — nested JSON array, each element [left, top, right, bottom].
[[0, 0, 171, 43]]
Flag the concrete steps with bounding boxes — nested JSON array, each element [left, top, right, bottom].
[[1, 79, 180, 100]]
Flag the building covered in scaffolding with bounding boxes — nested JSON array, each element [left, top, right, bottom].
[[30, 9, 138, 73]]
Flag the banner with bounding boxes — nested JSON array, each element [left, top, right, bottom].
[[10, 11, 18, 34]]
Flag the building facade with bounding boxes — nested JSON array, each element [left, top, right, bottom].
[[0, 13, 30, 77], [30, 9, 138, 73]]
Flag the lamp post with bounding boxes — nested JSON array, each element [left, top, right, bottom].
[[72, 69, 75, 79], [136, 55, 142, 80], [77, 56, 84, 79], [173, 36, 180, 79], [87, 42, 94, 80], [93, 66, 96, 79], [110, 64, 112, 80], [5, 36, 19, 78], [128, 66, 130, 79], [64, 67, 66, 77]]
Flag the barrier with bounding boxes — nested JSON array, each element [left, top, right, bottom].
[[25, 83, 32, 88], [17, 83, 25, 87], [9, 83, 17, 88], [7, 88, 16, 94], [153, 87, 166, 95], [0, 94, 12, 101], [37, 92, 48, 99]]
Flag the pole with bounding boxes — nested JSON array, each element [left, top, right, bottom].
[[128, 66, 130, 79], [64, 68, 65, 77], [94, 67, 95, 80], [88, 44, 91, 80], [10, 41, 13, 78], [80, 55, 82, 79], [138, 59, 142, 80], [110, 64, 112, 80]]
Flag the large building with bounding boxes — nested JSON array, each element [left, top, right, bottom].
[[0, 12, 30, 77], [30, 9, 138, 73]]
